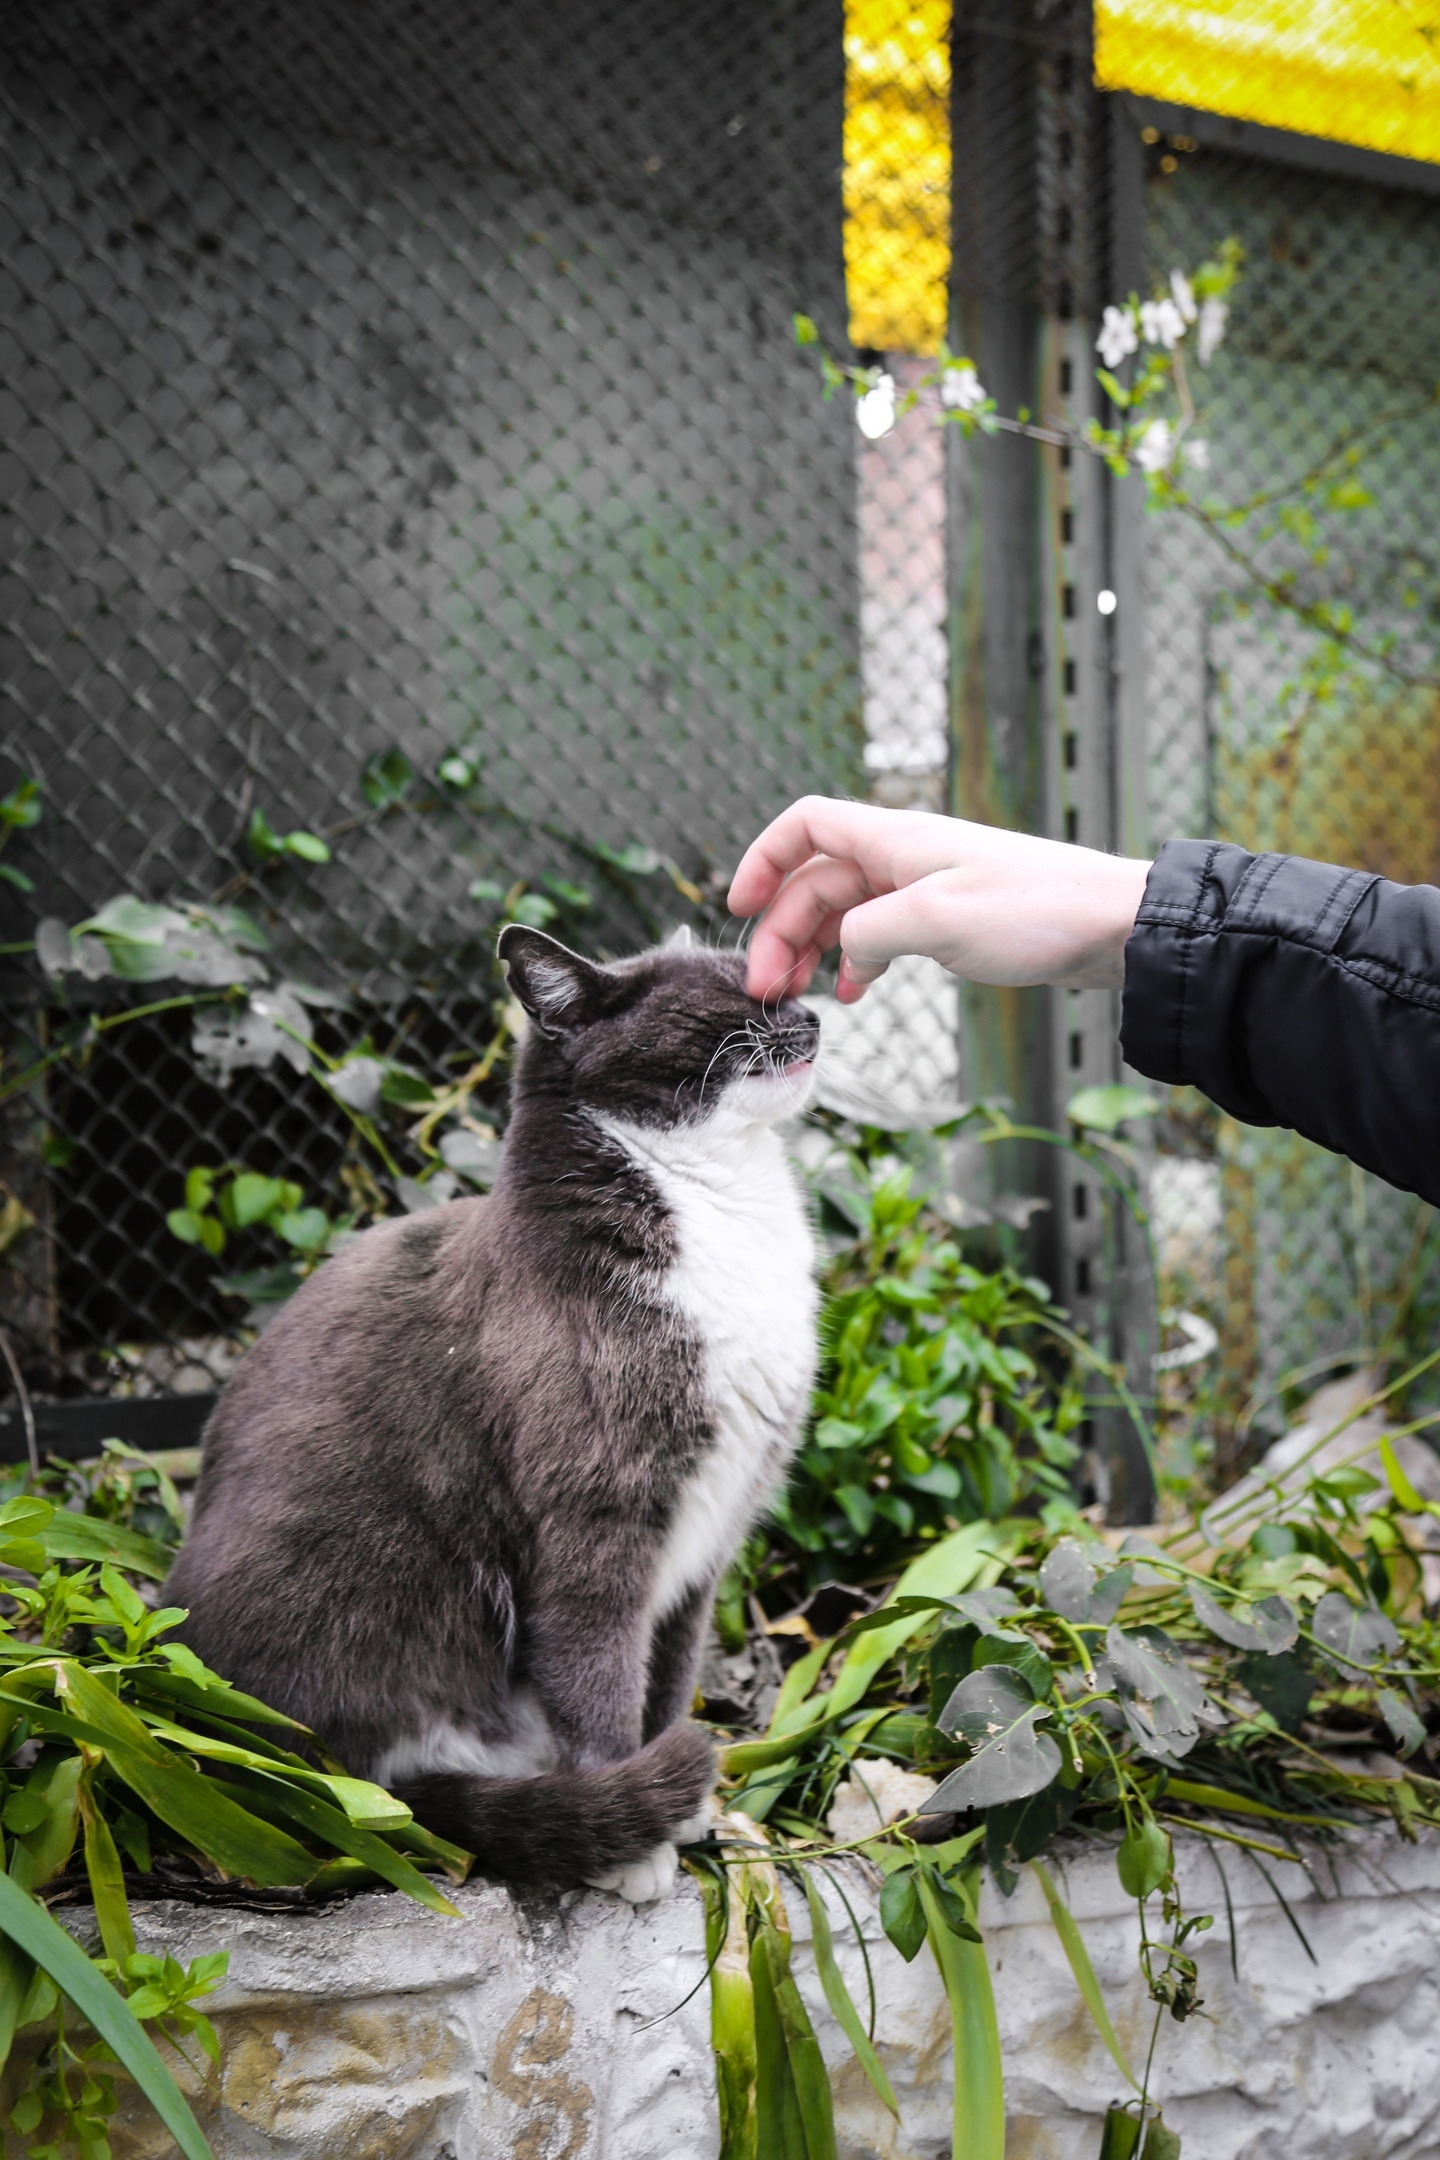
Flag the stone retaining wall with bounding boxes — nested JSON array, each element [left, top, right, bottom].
[[42, 1829, 1440, 2159]]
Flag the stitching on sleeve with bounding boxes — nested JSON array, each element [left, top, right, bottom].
[[1189, 842, 1223, 929], [1322, 869, 1378, 952], [1227, 851, 1281, 926]]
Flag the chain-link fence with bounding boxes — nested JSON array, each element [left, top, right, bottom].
[[3, 0, 1439, 1496], [1, 0, 874, 1415]]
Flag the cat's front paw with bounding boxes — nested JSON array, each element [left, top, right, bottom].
[[585, 1842, 679, 1904]]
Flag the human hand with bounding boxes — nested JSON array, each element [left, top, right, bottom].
[[728, 796, 1152, 1003]]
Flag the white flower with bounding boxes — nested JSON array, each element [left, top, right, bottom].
[[941, 362, 985, 411], [1197, 296, 1228, 365], [1169, 268, 1197, 323], [1135, 418, 1175, 473], [1182, 436, 1211, 471], [855, 372, 896, 440], [1139, 297, 1186, 349], [1096, 303, 1138, 370]]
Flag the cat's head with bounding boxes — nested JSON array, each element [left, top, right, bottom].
[[497, 924, 820, 1129]]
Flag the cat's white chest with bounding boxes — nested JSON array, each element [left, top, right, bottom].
[[596, 1111, 818, 1616]]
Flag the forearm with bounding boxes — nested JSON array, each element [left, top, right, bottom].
[[1123, 840, 1440, 1207]]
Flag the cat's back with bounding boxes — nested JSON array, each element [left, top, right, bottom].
[[190, 1195, 499, 1487]]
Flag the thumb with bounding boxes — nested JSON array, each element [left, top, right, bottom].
[[839, 885, 931, 973]]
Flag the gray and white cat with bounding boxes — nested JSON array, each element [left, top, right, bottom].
[[167, 926, 820, 1899]]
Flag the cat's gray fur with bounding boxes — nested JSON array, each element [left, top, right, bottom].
[[167, 927, 820, 1894]]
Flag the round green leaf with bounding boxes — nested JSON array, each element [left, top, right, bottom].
[[283, 830, 331, 864], [1116, 1817, 1171, 1900]]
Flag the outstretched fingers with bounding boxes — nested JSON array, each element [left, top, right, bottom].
[[741, 852, 881, 1000]]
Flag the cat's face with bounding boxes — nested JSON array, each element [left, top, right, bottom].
[[498, 926, 820, 1129]]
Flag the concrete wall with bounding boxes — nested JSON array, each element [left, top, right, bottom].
[[38, 1826, 1440, 2160]]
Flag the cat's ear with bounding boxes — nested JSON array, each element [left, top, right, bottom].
[[497, 925, 606, 1032], [664, 923, 694, 952]]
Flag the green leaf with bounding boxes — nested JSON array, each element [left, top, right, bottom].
[[930, 1666, 1061, 1811], [820, 1520, 1000, 1722], [0, 778, 41, 829], [438, 754, 477, 789], [0, 1934, 35, 2070], [283, 830, 331, 864], [165, 1208, 205, 1247], [40, 1517, 174, 1582], [246, 807, 283, 861], [1116, 1816, 1171, 1900], [753, 1912, 836, 2160], [0, 1869, 215, 2160], [468, 878, 506, 903], [749, 1922, 809, 2160], [379, 1066, 435, 1106], [800, 1871, 899, 2118], [1065, 1084, 1157, 1133], [0, 864, 34, 892], [276, 1207, 329, 1252], [1188, 1584, 1297, 1655], [360, 746, 415, 809], [2, 1792, 50, 1836], [217, 1767, 459, 1914], [229, 1173, 286, 1228], [833, 1485, 874, 1537], [1031, 1861, 1140, 2090], [1378, 1687, 1426, 1759], [1379, 1435, 1425, 1513], [879, 1867, 928, 1962], [793, 313, 819, 346], [916, 1870, 1004, 2160], [508, 891, 557, 928], [52, 1665, 316, 1887], [184, 1167, 216, 1214], [79, 1774, 136, 1968], [1309, 1592, 1399, 1670]]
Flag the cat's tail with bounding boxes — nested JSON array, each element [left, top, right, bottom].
[[389, 1723, 714, 1890]]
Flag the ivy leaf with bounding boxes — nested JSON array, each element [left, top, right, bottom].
[[276, 1208, 330, 1253], [929, 1665, 1061, 1811], [878, 1866, 928, 1961], [945, 1588, 1023, 1637], [1106, 1625, 1215, 1763], [1378, 1688, 1425, 1759], [1039, 1540, 1130, 1624], [360, 746, 415, 809], [1189, 1584, 1297, 1656], [328, 1055, 385, 1118], [1310, 1592, 1400, 1671], [1039, 1539, 1096, 1620]]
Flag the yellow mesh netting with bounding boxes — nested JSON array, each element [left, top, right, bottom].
[[844, 0, 951, 352], [1095, 0, 1440, 167]]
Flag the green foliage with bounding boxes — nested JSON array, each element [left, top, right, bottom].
[[0, 776, 41, 895], [0, 1476, 468, 2160], [244, 808, 331, 866], [770, 1137, 1081, 1577]]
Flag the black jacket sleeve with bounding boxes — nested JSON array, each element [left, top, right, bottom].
[[1120, 838, 1440, 1207]]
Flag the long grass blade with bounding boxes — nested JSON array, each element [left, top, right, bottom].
[[1031, 1861, 1141, 2092], [750, 1922, 808, 2159], [701, 1868, 758, 2160], [760, 1911, 839, 2160], [0, 1867, 214, 2160], [799, 1869, 899, 2119], [917, 1869, 1004, 2160], [53, 1666, 314, 1887], [0, 1935, 34, 2071], [78, 1769, 136, 1967], [214, 1767, 460, 1915]]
